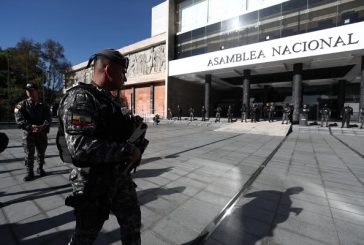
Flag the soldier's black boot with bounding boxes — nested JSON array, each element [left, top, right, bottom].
[[24, 168, 34, 181], [37, 167, 46, 176], [37, 159, 46, 177]]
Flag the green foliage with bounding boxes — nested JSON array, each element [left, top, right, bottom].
[[0, 38, 71, 121]]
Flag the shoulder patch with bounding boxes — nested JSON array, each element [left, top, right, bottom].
[[15, 104, 22, 109], [71, 113, 93, 127]]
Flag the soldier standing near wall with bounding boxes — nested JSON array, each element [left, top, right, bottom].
[[341, 104, 353, 128], [360, 106, 364, 129], [320, 104, 331, 127], [268, 102, 275, 122], [215, 106, 222, 123], [251, 104, 257, 123], [189, 107, 194, 121], [241, 103, 247, 122], [201, 105, 206, 121], [227, 105, 233, 123], [14, 83, 51, 181], [177, 105, 182, 120], [282, 103, 291, 124]]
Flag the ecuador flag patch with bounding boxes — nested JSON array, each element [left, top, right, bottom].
[[71, 114, 93, 126]]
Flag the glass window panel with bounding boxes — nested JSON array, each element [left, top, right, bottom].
[[281, 12, 308, 37], [259, 4, 282, 21], [282, 0, 307, 15], [238, 26, 259, 45], [308, 0, 336, 9], [221, 16, 241, 32], [179, 0, 208, 33], [307, 4, 337, 31], [239, 11, 259, 26], [206, 22, 221, 36], [208, 0, 246, 24], [206, 34, 222, 52], [221, 30, 240, 49], [259, 19, 282, 41], [338, 0, 364, 26]]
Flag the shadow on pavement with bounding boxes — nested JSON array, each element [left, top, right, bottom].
[[200, 187, 304, 245], [0, 184, 71, 207], [0, 168, 22, 174], [0, 154, 60, 164], [133, 167, 173, 178], [0, 211, 74, 245], [138, 186, 186, 205], [140, 157, 162, 165]]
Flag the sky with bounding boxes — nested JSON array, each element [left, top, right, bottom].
[[0, 0, 166, 66]]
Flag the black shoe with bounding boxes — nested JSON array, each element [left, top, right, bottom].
[[37, 168, 46, 177], [24, 173, 34, 181]]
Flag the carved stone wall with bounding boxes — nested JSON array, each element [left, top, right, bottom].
[[68, 43, 166, 89], [126, 44, 166, 79]]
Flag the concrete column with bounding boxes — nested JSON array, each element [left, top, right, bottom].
[[205, 74, 211, 119], [292, 63, 303, 123], [360, 56, 364, 109], [131, 87, 135, 114], [150, 83, 155, 114], [337, 80, 346, 118], [243, 70, 251, 116]]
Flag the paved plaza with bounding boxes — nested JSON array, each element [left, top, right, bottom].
[[0, 121, 363, 245]]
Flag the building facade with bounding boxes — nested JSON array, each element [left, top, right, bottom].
[[69, 0, 364, 122], [168, 0, 364, 122]]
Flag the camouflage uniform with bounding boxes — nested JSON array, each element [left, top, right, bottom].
[[320, 105, 331, 127], [282, 104, 291, 124], [360, 107, 364, 129], [58, 82, 141, 245], [14, 97, 51, 180], [341, 105, 353, 128]]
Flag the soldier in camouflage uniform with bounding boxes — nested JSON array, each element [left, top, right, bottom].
[[58, 49, 142, 245], [320, 104, 331, 127], [360, 106, 364, 129], [14, 83, 51, 181], [341, 104, 353, 128]]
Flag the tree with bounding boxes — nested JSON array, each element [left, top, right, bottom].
[[41, 39, 71, 104], [0, 38, 71, 121]]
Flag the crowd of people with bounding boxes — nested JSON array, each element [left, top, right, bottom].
[[167, 103, 364, 129]]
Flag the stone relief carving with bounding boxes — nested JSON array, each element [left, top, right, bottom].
[[126, 44, 166, 78], [69, 43, 166, 88]]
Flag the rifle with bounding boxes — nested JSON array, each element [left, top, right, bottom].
[[123, 121, 149, 174]]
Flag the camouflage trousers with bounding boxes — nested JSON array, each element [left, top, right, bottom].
[[69, 175, 141, 245], [23, 131, 48, 168]]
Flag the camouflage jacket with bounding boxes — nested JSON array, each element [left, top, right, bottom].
[[58, 82, 136, 194], [14, 99, 51, 133]]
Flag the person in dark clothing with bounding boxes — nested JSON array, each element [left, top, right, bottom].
[[227, 105, 233, 123], [189, 107, 194, 121], [167, 108, 172, 120], [201, 105, 207, 121], [58, 49, 143, 245], [241, 104, 248, 122], [14, 83, 51, 181], [177, 105, 182, 120], [320, 104, 331, 127], [341, 104, 353, 128], [250, 104, 258, 123], [360, 107, 364, 129], [215, 106, 222, 123], [268, 102, 275, 122], [282, 103, 291, 124]]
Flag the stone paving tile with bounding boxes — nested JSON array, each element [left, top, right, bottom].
[[2, 124, 364, 245]]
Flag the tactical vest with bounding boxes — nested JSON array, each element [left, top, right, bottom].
[[56, 83, 134, 167]]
